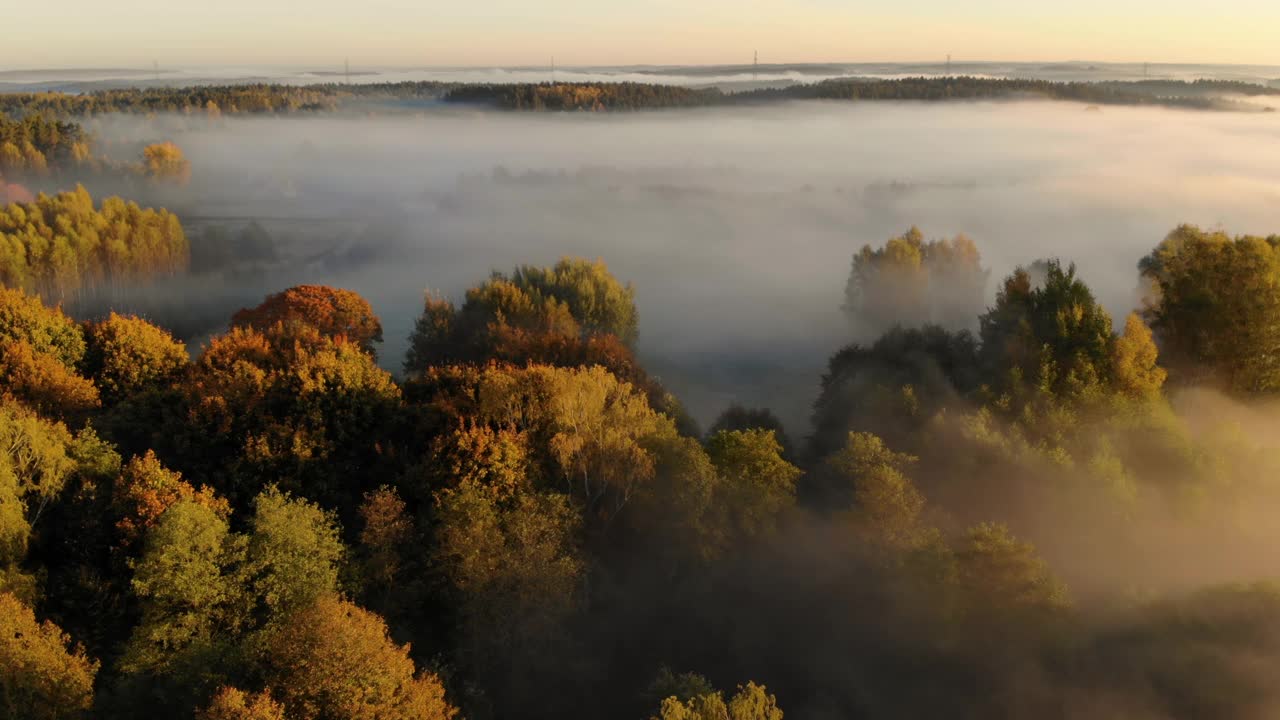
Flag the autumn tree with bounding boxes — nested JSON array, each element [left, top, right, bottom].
[[821, 432, 929, 548], [417, 363, 670, 516], [705, 429, 800, 540], [0, 339, 100, 421], [5, 423, 122, 645], [243, 487, 344, 618], [256, 595, 458, 720], [419, 422, 534, 505], [707, 405, 794, 461], [405, 257, 639, 370], [118, 500, 247, 710], [434, 478, 583, 711], [0, 398, 76, 534], [1111, 313, 1167, 400], [979, 260, 1115, 401], [403, 263, 698, 434], [952, 522, 1070, 627], [82, 312, 188, 404], [232, 285, 383, 356], [626, 427, 727, 567], [118, 488, 343, 713], [541, 364, 667, 518], [111, 450, 228, 550], [0, 454, 41, 603], [143, 142, 192, 185], [197, 687, 285, 720], [1140, 224, 1280, 393], [355, 486, 415, 614], [167, 323, 401, 508], [843, 227, 988, 340], [651, 680, 784, 720], [0, 287, 85, 369], [510, 257, 639, 344], [0, 592, 98, 720]]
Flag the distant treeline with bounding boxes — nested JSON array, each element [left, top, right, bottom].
[[1096, 78, 1280, 97], [0, 81, 457, 117], [444, 76, 1280, 111], [1, 77, 1276, 119], [443, 82, 724, 111], [737, 76, 1279, 109]]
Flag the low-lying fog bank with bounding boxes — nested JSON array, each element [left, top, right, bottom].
[[74, 100, 1280, 431]]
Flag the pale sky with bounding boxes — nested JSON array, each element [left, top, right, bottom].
[[4, 0, 1278, 69]]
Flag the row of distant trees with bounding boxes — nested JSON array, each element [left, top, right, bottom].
[[4, 77, 1275, 119], [738, 76, 1280, 109], [443, 77, 1280, 111], [0, 82, 456, 118], [443, 82, 724, 111]]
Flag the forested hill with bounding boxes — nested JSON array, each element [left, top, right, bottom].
[[2, 77, 1277, 117]]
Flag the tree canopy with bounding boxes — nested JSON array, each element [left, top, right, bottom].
[[1, 221, 1279, 720], [1140, 224, 1280, 394]]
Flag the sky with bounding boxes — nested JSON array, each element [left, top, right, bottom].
[[4, 0, 1279, 69]]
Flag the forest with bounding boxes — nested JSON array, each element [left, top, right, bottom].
[[3, 191, 1280, 720]]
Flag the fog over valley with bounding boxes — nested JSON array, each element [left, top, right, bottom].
[[72, 101, 1280, 429]]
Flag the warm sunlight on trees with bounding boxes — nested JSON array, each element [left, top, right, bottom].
[[232, 285, 383, 356], [0, 592, 98, 720], [1140, 224, 1280, 393], [143, 142, 191, 185], [257, 596, 458, 720], [83, 313, 188, 404]]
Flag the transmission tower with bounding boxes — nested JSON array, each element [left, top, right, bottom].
[[345, 58, 351, 85], [754, 50, 758, 81]]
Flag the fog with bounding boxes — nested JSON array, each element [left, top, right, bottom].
[[71, 100, 1280, 432]]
